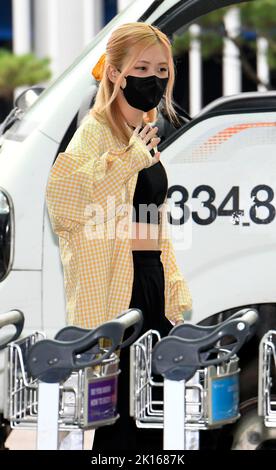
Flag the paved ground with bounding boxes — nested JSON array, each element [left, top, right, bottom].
[[5, 429, 94, 450]]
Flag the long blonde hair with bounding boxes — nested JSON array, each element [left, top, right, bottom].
[[90, 22, 181, 146]]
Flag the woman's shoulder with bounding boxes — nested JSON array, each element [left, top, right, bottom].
[[65, 114, 112, 155], [80, 113, 110, 135], [80, 113, 130, 152]]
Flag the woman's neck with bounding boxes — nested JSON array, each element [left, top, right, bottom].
[[117, 92, 144, 128]]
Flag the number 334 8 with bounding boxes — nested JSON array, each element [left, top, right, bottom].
[[167, 184, 275, 226]]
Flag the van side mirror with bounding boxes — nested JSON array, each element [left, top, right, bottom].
[[14, 86, 45, 111]]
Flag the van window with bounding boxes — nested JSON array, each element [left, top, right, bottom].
[[170, 0, 275, 114], [156, 0, 276, 147]]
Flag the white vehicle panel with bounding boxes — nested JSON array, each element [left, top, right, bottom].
[[0, 132, 59, 269], [164, 111, 276, 321]]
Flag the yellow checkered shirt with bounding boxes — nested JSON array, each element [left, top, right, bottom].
[[46, 114, 192, 328]]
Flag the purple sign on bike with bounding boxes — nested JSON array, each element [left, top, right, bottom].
[[87, 376, 118, 424]]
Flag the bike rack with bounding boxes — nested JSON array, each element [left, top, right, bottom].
[[4, 308, 143, 450], [130, 308, 259, 450]]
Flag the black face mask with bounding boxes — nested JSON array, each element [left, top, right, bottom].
[[119, 73, 168, 112]]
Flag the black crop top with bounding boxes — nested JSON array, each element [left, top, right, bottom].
[[132, 134, 168, 225]]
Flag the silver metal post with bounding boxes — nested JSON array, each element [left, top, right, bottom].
[[163, 378, 185, 450], [36, 382, 60, 450]]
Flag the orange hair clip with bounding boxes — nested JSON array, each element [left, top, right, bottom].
[[91, 52, 106, 81]]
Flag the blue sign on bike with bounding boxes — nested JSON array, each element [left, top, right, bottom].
[[210, 373, 239, 425]]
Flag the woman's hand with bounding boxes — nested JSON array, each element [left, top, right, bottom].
[[133, 124, 161, 165]]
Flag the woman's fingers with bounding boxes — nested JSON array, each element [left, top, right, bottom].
[[132, 125, 161, 159], [133, 124, 159, 142], [151, 151, 161, 166], [133, 125, 141, 136], [139, 124, 151, 139], [142, 126, 159, 144], [146, 137, 160, 152], [138, 124, 157, 139]]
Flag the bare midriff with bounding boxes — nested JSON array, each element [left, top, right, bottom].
[[131, 222, 160, 250]]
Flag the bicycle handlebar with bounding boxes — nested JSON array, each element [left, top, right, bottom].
[[0, 310, 25, 350], [26, 308, 143, 383], [152, 308, 259, 381], [114, 308, 143, 348]]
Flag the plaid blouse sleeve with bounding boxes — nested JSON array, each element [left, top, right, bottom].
[[159, 202, 192, 324], [45, 118, 152, 238], [165, 236, 192, 323]]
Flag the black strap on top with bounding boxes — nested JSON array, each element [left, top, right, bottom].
[[26, 308, 143, 384], [152, 308, 259, 381]]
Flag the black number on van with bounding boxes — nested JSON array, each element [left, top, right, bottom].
[[192, 185, 217, 225], [250, 185, 275, 224], [167, 185, 190, 225], [218, 186, 240, 217], [167, 184, 276, 226]]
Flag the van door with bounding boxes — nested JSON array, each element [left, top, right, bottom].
[[146, 0, 276, 323], [151, 0, 276, 450]]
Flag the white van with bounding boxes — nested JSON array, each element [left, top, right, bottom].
[[1, 0, 276, 449]]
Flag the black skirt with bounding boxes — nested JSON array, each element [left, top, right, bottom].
[[92, 250, 172, 452]]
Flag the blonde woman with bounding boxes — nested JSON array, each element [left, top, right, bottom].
[[46, 22, 192, 450]]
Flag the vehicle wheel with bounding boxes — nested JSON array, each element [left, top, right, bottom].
[[0, 414, 11, 450], [231, 398, 276, 450], [198, 303, 276, 450]]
